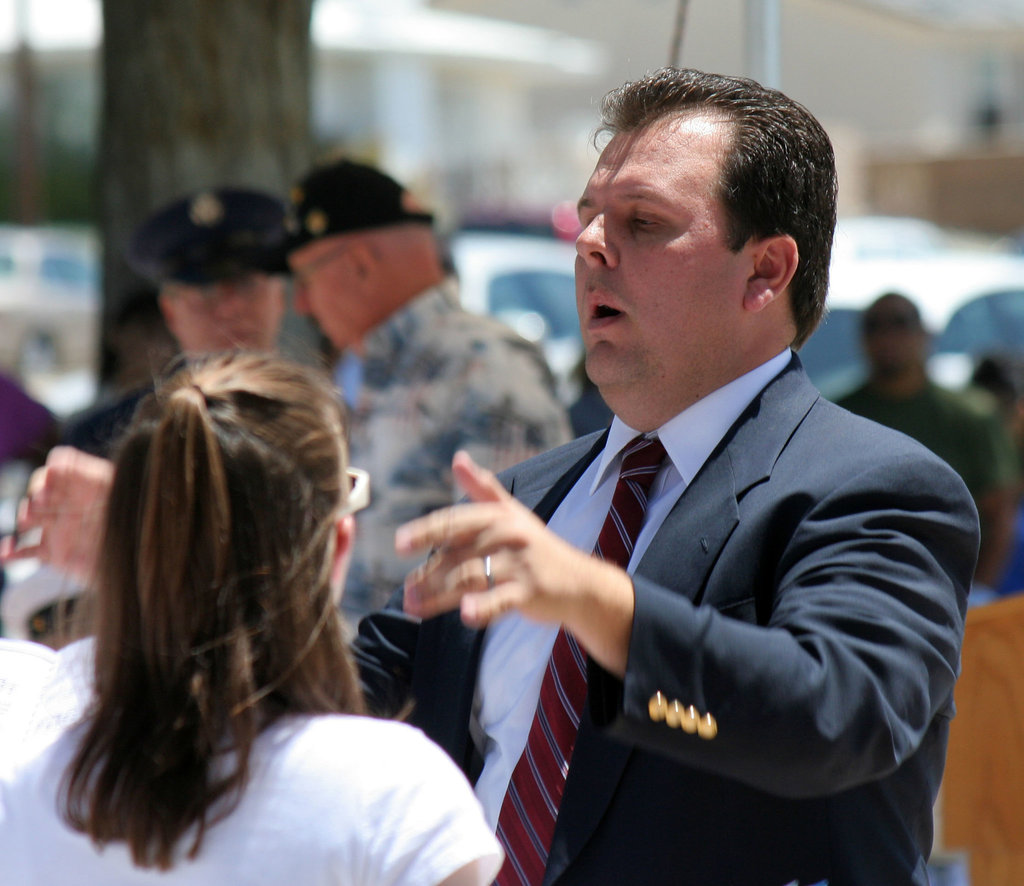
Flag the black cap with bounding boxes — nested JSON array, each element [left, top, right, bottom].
[[285, 159, 434, 253], [127, 187, 289, 285]]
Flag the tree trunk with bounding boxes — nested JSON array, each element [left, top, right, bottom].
[[99, 0, 314, 337]]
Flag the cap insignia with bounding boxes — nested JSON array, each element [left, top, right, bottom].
[[189, 192, 224, 227], [305, 209, 328, 237]]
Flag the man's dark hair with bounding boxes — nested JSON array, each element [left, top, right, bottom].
[[598, 67, 838, 348]]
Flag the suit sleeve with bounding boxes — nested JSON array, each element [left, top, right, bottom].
[[352, 589, 420, 719], [589, 451, 977, 799]]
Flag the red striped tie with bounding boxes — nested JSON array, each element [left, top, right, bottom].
[[494, 434, 667, 885]]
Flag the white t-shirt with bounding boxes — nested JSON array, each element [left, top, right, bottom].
[[0, 638, 56, 772], [0, 713, 502, 886]]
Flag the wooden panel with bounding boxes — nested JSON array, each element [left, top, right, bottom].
[[941, 594, 1024, 885], [960, 852, 1024, 886]]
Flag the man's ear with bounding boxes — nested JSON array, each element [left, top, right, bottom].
[[743, 235, 799, 314]]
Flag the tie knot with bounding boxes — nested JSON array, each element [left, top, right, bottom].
[[619, 434, 667, 490]]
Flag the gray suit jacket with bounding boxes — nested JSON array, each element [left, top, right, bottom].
[[354, 355, 978, 885]]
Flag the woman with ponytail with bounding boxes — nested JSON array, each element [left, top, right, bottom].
[[0, 353, 501, 885]]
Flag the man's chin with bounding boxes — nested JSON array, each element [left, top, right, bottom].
[[585, 347, 633, 389]]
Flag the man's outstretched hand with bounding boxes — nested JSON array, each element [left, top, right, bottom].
[[395, 451, 635, 676]]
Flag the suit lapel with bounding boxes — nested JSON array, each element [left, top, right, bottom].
[[634, 453, 740, 605], [635, 356, 819, 605]]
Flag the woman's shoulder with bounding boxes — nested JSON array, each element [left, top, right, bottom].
[[271, 711, 434, 744], [263, 714, 461, 782], [255, 714, 485, 840], [253, 714, 500, 885]]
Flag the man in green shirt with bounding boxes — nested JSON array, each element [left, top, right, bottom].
[[839, 292, 1019, 594]]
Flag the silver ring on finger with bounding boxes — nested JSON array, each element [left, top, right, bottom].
[[483, 555, 494, 590]]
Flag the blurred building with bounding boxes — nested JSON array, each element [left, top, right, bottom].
[[4, 0, 1024, 232], [309, 0, 604, 228], [433, 0, 1024, 232]]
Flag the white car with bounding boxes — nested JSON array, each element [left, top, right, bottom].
[[0, 225, 100, 380], [447, 231, 582, 399], [801, 216, 1024, 398]]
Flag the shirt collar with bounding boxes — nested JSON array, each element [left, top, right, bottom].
[[590, 349, 793, 493]]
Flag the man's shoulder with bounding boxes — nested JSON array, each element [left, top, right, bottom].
[[385, 287, 557, 382], [799, 394, 979, 511], [431, 301, 552, 362]]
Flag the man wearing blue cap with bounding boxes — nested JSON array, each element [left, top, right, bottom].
[[130, 187, 288, 357], [62, 187, 289, 457], [286, 159, 572, 621]]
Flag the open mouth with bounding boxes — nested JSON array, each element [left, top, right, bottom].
[[594, 304, 621, 319]]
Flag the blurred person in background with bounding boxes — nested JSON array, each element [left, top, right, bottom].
[[60, 187, 288, 460], [971, 352, 1024, 596], [285, 158, 571, 621], [0, 370, 57, 616], [60, 287, 178, 458], [0, 371, 55, 471], [100, 288, 179, 395], [4, 164, 573, 628], [0, 352, 502, 885], [837, 292, 1018, 596], [1, 189, 292, 646], [138, 188, 288, 356]]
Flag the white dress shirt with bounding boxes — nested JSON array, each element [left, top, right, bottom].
[[472, 349, 793, 825]]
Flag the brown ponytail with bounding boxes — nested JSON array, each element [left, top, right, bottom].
[[62, 353, 364, 869]]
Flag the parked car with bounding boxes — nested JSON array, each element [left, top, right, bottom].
[[0, 225, 100, 380], [447, 231, 581, 399], [800, 216, 1024, 398]]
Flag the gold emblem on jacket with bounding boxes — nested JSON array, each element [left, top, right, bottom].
[[648, 691, 718, 739]]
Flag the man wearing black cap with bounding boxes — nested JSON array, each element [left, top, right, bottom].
[[62, 187, 289, 457], [286, 159, 571, 621]]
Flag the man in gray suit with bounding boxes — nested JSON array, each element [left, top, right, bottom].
[[355, 68, 977, 885]]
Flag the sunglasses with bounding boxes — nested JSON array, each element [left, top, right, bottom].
[[337, 467, 371, 517]]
